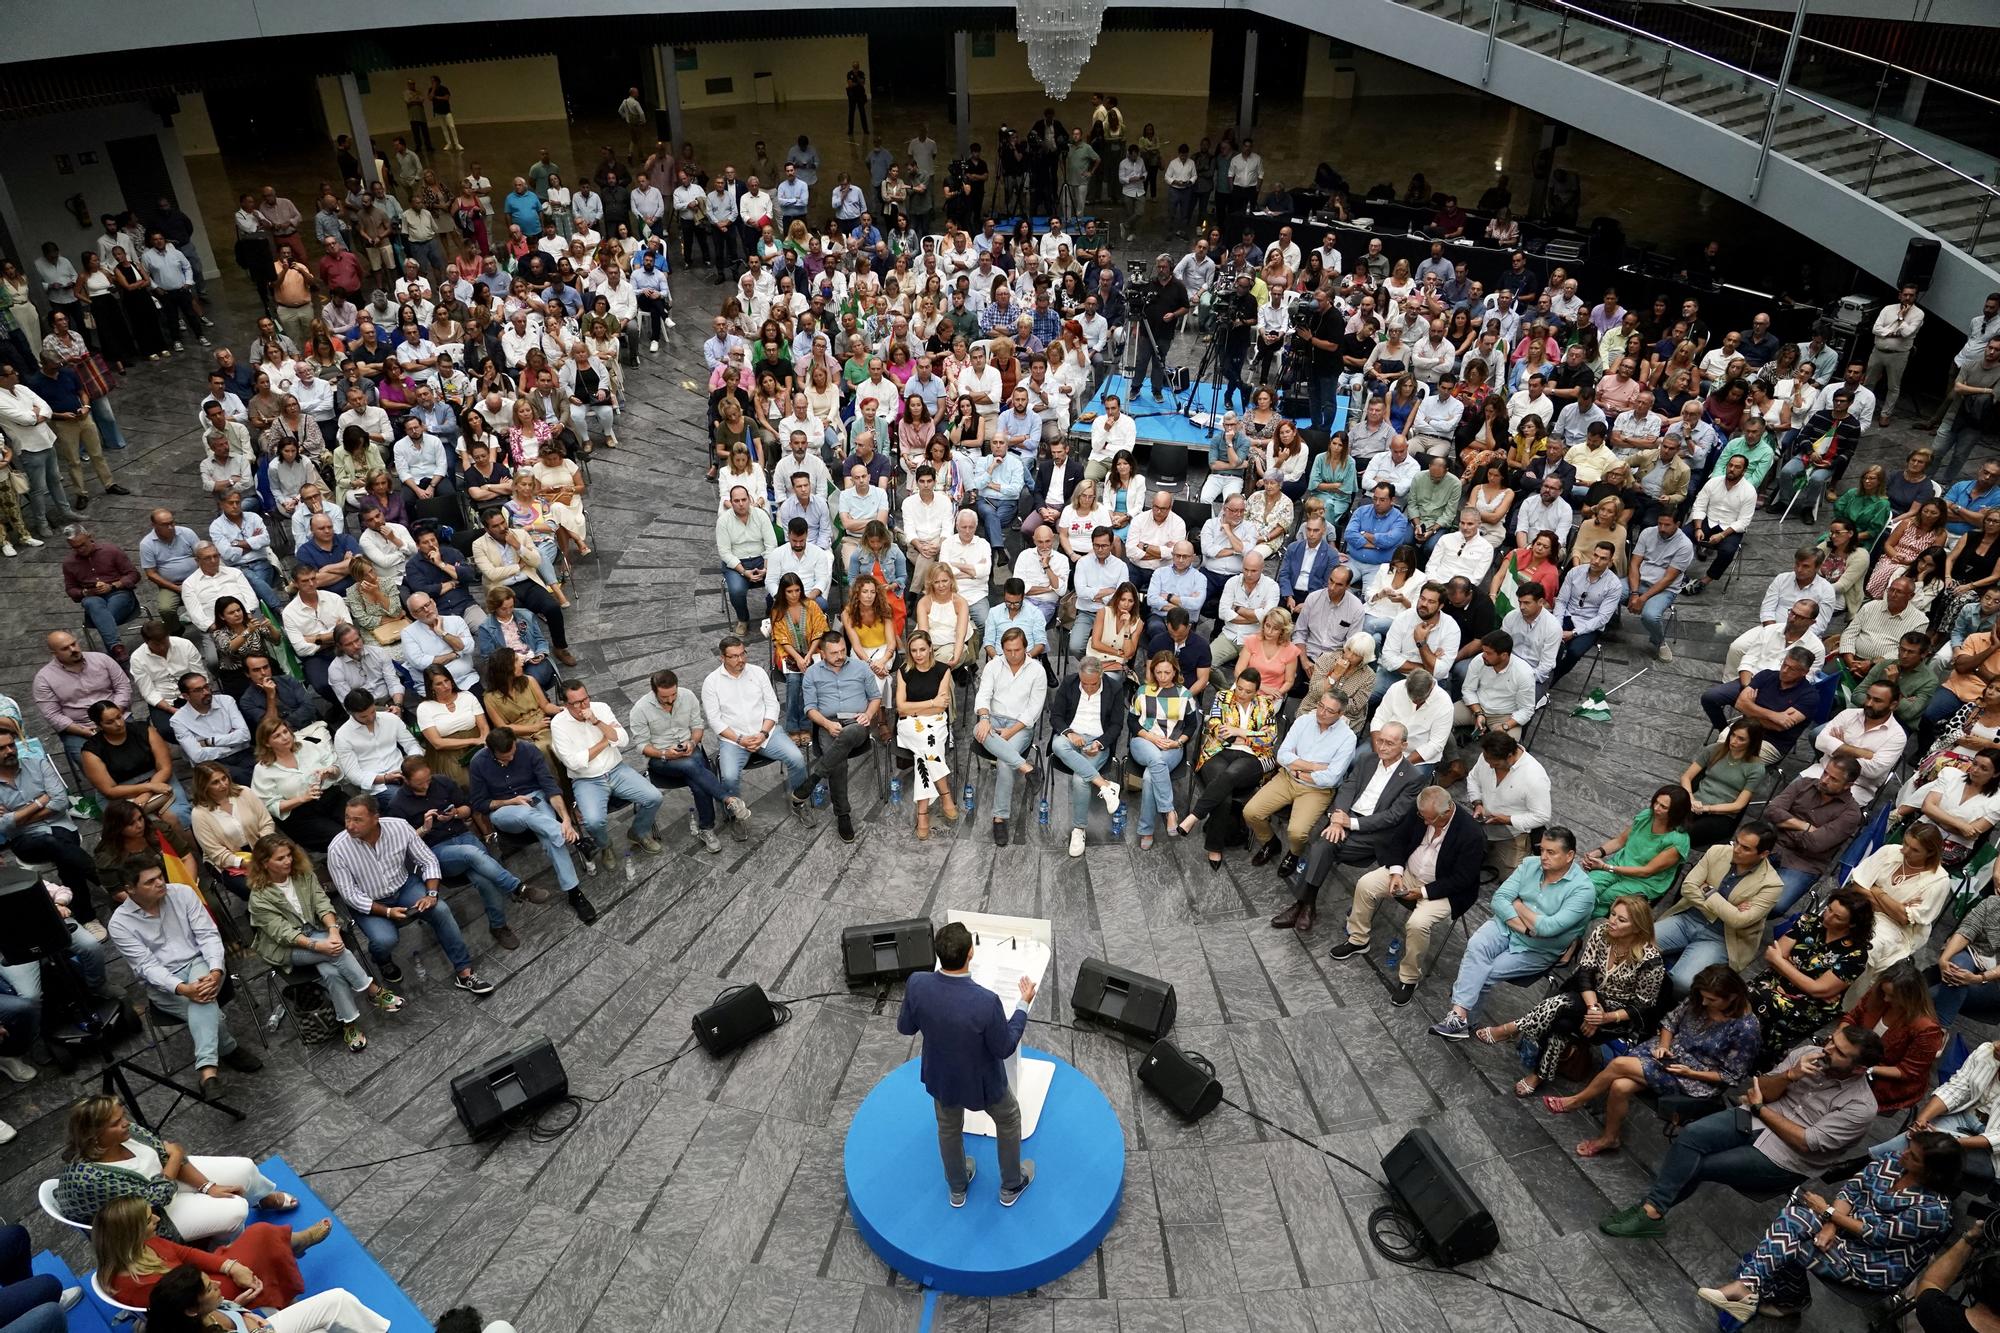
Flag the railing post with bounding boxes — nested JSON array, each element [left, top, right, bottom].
[[1748, 0, 1810, 204], [1974, 196, 1993, 256], [1862, 135, 1886, 195], [1745, 32, 1761, 90], [1556, 10, 1570, 62], [1482, 0, 1501, 86], [1656, 48, 1673, 98], [1868, 71, 1888, 126]]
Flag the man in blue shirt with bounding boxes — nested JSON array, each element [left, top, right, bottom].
[[1144, 542, 1208, 635], [848, 213, 883, 251], [293, 511, 364, 595], [895, 920, 1038, 1208], [1343, 483, 1412, 567], [138, 508, 204, 627], [970, 435, 1025, 549], [632, 252, 672, 350], [983, 579, 1050, 666], [502, 178, 542, 235], [1943, 460, 2000, 538], [775, 164, 810, 230], [1429, 826, 1594, 1039], [800, 631, 880, 843], [27, 355, 125, 505]]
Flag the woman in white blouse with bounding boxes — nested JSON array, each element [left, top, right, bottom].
[[415, 665, 488, 787], [1057, 479, 1113, 560], [250, 717, 348, 846], [1362, 545, 1426, 638], [1894, 753, 2000, 870], [188, 762, 275, 900], [715, 442, 768, 512], [1845, 826, 1951, 994]]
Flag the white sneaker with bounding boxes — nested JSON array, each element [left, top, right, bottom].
[[19, 534, 42, 547], [173, 341, 185, 351], [59, 1287, 81, 1313], [0, 1119, 13, 1144], [82, 920, 109, 942], [1098, 782, 1120, 814], [1068, 828, 1086, 858], [0, 543, 14, 558], [198, 336, 212, 347], [698, 826, 721, 853], [648, 339, 660, 352], [1656, 643, 1674, 662], [0, 1055, 34, 1082], [664, 316, 676, 328]]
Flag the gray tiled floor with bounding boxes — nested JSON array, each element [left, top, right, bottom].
[[0, 209, 1932, 1333]]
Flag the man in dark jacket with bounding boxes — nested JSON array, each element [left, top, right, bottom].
[[1279, 724, 1426, 930], [237, 651, 329, 732], [1326, 786, 1486, 1005], [1014, 433, 1086, 538], [1048, 658, 1129, 857], [895, 921, 1038, 1209]]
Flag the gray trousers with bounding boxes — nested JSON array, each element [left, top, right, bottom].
[[936, 1086, 1024, 1193]]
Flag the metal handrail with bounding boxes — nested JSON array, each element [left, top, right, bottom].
[[1491, 0, 2000, 204], [1665, 0, 2000, 115]]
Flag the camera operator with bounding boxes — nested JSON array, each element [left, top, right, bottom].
[[942, 159, 975, 231], [1303, 286, 1347, 432], [1217, 271, 1257, 413], [1910, 1219, 2000, 1331], [962, 142, 990, 220], [1131, 255, 1189, 402], [1253, 276, 1296, 393], [998, 128, 1028, 217]]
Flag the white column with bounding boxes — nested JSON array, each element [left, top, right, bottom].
[[338, 73, 379, 187], [655, 45, 686, 153], [1238, 30, 1259, 138], [954, 32, 972, 161]]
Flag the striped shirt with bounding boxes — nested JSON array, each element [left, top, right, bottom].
[[326, 816, 441, 913]]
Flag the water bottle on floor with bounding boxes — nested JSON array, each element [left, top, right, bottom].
[[1111, 804, 1126, 838], [1037, 793, 1049, 828], [413, 952, 430, 982], [813, 779, 828, 808], [1385, 938, 1403, 970], [963, 779, 976, 815], [890, 777, 903, 806]]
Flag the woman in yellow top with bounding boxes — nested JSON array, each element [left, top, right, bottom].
[[1175, 670, 1281, 870], [1507, 414, 1549, 469], [843, 572, 899, 682], [480, 647, 562, 771], [772, 571, 830, 746]]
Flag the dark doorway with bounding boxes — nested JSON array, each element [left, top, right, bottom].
[[206, 84, 324, 158], [557, 46, 648, 123], [870, 28, 953, 113], [105, 135, 176, 217]]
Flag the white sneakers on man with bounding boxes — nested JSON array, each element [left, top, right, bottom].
[[1069, 828, 1086, 858], [0, 1055, 35, 1083]]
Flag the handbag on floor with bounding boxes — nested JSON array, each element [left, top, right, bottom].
[[283, 980, 339, 1046]]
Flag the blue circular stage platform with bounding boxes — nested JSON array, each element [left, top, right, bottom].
[[843, 1049, 1125, 1296]]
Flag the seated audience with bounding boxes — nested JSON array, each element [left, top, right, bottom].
[[1748, 887, 1876, 1068], [1677, 720, 1767, 849], [1324, 786, 1484, 1004], [1242, 691, 1358, 877], [1580, 785, 1691, 916], [55, 1094, 289, 1243], [1428, 827, 1594, 1039], [1536, 963, 1756, 1127], [248, 832, 402, 1053], [145, 1264, 388, 1333], [1653, 820, 1783, 996], [93, 1195, 325, 1312], [325, 793, 494, 994], [1174, 669, 1279, 871]]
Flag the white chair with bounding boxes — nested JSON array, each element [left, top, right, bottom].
[[89, 1269, 146, 1324], [38, 1178, 89, 1232]]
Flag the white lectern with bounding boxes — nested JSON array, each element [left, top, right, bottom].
[[945, 909, 1054, 1138]]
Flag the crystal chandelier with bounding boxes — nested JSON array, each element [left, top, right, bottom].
[[1016, 0, 1107, 101]]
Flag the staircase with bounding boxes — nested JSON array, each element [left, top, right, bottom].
[[1397, 0, 2000, 268]]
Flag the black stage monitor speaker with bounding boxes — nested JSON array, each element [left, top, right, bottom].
[[1139, 1038, 1222, 1121], [1382, 1127, 1499, 1266], [692, 982, 777, 1056], [0, 864, 71, 967], [1899, 237, 1941, 293], [1071, 958, 1177, 1041], [450, 1037, 568, 1137], [842, 918, 936, 987]]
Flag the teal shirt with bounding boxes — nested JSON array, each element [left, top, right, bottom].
[[1716, 436, 1776, 488], [1407, 470, 1463, 530], [1489, 858, 1596, 958]]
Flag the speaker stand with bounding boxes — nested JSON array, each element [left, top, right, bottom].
[[102, 1057, 246, 1132]]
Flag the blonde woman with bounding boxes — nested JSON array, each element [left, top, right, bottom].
[[716, 440, 768, 513], [54, 1095, 296, 1244], [92, 1195, 326, 1312], [1057, 479, 1111, 560], [915, 563, 972, 669], [250, 716, 347, 846], [248, 833, 402, 1054], [513, 472, 589, 562], [895, 630, 961, 839], [188, 762, 274, 902]]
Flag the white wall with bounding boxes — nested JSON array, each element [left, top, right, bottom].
[[0, 102, 218, 282], [968, 30, 1214, 98], [675, 36, 869, 109], [315, 57, 568, 137]]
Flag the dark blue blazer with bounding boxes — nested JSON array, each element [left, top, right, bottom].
[[897, 969, 1027, 1110]]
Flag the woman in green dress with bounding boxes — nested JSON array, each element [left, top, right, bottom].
[[1581, 785, 1692, 916], [1677, 721, 1767, 850], [1831, 463, 1890, 549]]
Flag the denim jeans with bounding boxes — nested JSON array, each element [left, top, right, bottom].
[[14, 448, 74, 533], [649, 751, 730, 829], [1932, 948, 2000, 1027], [79, 588, 139, 650], [89, 396, 126, 450], [489, 795, 579, 892], [146, 958, 240, 1068], [723, 556, 767, 623], [1773, 865, 1820, 915], [718, 731, 809, 795], [571, 763, 663, 848], [1051, 735, 1111, 824], [1448, 921, 1552, 1013], [285, 931, 373, 1023], [1873, 1108, 1998, 1187], [1644, 1109, 1803, 1214], [0, 922, 106, 1000], [980, 714, 1033, 816], [1311, 374, 1343, 433], [1127, 736, 1183, 834], [234, 561, 286, 616], [1773, 456, 1833, 515], [433, 832, 523, 928], [0, 992, 36, 1054], [353, 872, 473, 973], [1638, 589, 1677, 649], [936, 1086, 1026, 1194], [1654, 911, 1730, 995], [974, 496, 1012, 550], [0, 1224, 64, 1330]]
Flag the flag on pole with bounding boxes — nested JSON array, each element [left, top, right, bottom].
[[1572, 688, 1612, 723]]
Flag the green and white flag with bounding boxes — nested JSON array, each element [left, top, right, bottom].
[[1572, 688, 1613, 724]]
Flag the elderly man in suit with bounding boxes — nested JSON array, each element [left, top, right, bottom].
[[1325, 786, 1487, 1005], [894, 921, 1039, 1210], [1273, 723, 1425, 933]]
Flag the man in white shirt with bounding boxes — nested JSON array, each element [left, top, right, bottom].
[[1361, 436, 1420, 499], [1427, 508, 1496, 587], [1797, 681, 1906, 806], [1441, 632, 1537, 788], [358, 505, 418, 594], [940, 508, 994, 628], [1406, 377, 1464, 458], [1068, 528, 1131, 655], [1864, 285, 1924, 424], [700, 635, 810, 804], [1506, 375, 1559, 436], [1212, 552, 1279, 669], [1374, 585, 1462, 707], [1123, 490, 1186, 586], [900, 466, 956, 597], [767, 517, 834, 607], [401, 592, 478, 693], [1374, 668, 1454, 771], [548, 676, 665, 858], [1723, 599, 1825, 684], [974, 627, 1048, 843], [1684, 453, 1756, 596], [1038, 220, 1072, 262], [737, 178, 774, 232], [1173, 240, 1214, 295], [281, 566, 352, 698], [956, 344, 1002, 419], [1500, 583, 1561, 689], [772, 420, 834, 493], [1465, 728, 1551, 875], [1809, 362, 1877, 431], [1011, 524, 1071, 625], [1409, 320, 1456, 387], [1610, 403, 1665, 452], [181, 538, 278, 636], [1758, 547, 1838, 636], [1199, 493, 1260, 604], [334, 693, 421, 793], [1513, 474, 1575, 552], [1086, 395, 1136, 482]]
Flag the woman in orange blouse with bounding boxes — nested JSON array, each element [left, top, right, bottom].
[[1235, 608, 1304, 698], [93, 1196, 326, 1311]]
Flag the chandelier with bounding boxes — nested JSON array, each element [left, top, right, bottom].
[[1016, 0, 1107, 101]]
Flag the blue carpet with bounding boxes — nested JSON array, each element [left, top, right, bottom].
[[29, 1253, 110, 1333], [1078, 374, 1347, 450]]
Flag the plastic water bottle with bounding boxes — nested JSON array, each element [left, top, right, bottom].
[[963, 780, 976, 815], [1037, 793, 1050, 828], [813, 779, 829, 808], [1111, 803, 1127, 838], [1385, 938, 1403, 970], [890, 777, 903, 806], [413, 952, 430, 982]]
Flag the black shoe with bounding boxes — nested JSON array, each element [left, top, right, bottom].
[[453, 972, 496, 996], [1249, 839, 1280, 867], [378, 959, 403, 984], [1327, 939, 1367, 960], [992, 819, 1008, 845], [220, 1047, 263, 1073], [104, 484, 131, 496], [569, 889, 599, 924], [837, 816, 857, 843], [1389, 982, 1417, 1007], [199, 1073, 226, 1101], [1277, 853, 1299, 877], [72, 494, 89, 512]]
